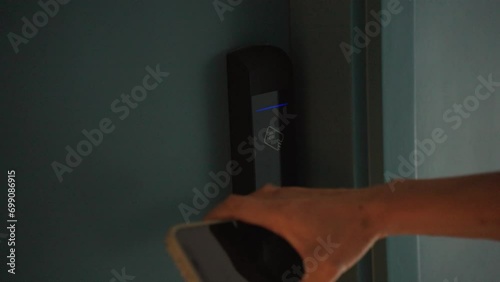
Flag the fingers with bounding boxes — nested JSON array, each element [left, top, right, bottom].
[[252, 184, 312, 199], [204, 195, 244, 221], [251, 183, 281, 197], [204, 194, 275, 228]]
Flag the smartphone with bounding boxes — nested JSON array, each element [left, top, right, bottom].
[[166, 220, 304, 282]]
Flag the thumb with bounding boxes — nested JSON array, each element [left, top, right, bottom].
[[204, 195, 278, 229]]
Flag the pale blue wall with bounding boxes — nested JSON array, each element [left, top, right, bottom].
[[0, 0, 289, 281], [414, 1, 500, 281], [382, 0, 420, 280], [384, 0, 500, 281]]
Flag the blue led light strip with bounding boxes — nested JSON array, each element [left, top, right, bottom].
[[255, 102, 288, 112]]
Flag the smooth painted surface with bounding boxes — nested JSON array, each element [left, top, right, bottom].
[[382, 0, 420, 281], [414, 1, 500, 281], [0, 1, 289, 281], [384, 0, 500, 281], [290, 0, 355, 188]]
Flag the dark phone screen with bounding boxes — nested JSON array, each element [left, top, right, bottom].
[[175, 221, 304, 282]]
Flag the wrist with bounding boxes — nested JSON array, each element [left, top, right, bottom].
[[362, 183, 395, 239]]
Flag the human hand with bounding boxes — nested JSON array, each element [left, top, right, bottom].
[[205, 184, 387, 282]]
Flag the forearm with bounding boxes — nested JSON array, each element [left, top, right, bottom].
[[370, 172, 500, 240]]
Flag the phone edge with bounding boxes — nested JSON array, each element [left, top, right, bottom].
[[165, 220, 229, 282]]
